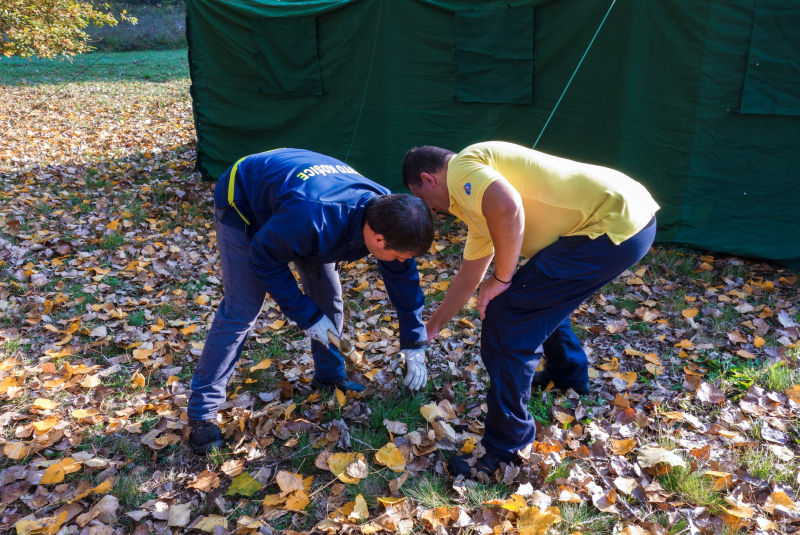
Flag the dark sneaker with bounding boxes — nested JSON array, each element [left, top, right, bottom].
[[189, 419, 225, 454], [531, 370, 589, 396], [311, 376, 366, 394], [449, 452, 504, 479]]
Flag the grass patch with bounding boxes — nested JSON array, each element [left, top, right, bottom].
[[403, 473, 454, 509], [553, 503, 615, 535], [528, 390, 555, 425], [658, 466, 725, 512], [366, 390, 429, 438], [737, 446, 799, 485]]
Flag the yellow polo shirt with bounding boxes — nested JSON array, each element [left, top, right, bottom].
[[447, 141, 660, 260]]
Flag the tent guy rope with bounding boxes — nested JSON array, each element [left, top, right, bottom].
[[532, 0, 617, 150]]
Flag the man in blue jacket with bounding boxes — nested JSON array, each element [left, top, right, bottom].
[[188, 148, 434, 454]]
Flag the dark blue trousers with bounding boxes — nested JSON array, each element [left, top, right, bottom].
[[480, 218, 657, 462], [187, 206, 347, 422]]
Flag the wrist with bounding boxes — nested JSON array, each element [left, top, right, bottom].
[[492, 272, 512, 284]]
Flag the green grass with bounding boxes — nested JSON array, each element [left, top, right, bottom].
[[0, 50, 189, 85], [737, 446, 799, 485], [365, 390, 429, 438], [460, 481, 508, 509], [658, 466, 725, 512], [553, 504, 615, 535], [403, 473, 454, 509], [528, 390, 555, 425]]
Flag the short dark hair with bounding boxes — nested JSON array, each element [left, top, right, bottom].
[[402, 146, 456, 189], [365, 194, 434, 257]]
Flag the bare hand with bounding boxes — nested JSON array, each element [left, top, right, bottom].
[[425, 323, 439, 343], [476, 276, 512, 319]]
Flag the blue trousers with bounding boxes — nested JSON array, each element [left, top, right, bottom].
[[480, 218, 657, 462], [187, 207, 347, 422]]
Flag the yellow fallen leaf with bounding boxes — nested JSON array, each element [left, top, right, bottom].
[[336, 388, 346, 407], [420, 403, 442, 422], [754, 336, 765, 348], [610, 438, 637, 455], [681, 308, 698, 318], [375, 443, 406, 473], [675, 339, 693, 348], [80, 375, 102, 389], [764, 491, 794, 513], [131, 371, 146, 388], [195, 295, 210, 306], [32, 417, 59, 435], [285, 490, 310, 511], [4, 442, 31, 460], [269, 319, 286, 330], [71, 409, 99, 419], [518, 505, 561, 535], [786, 385, 800, 404], [40, 462, 66, 485], [364, 369, 379, 381], [14, 510, 67, 535], [461, 437, 476, 454], [151, 318, 165, 331], [32, 398, 59, 411], [250, 359, 273, 372], [599, 358, 619, 371], [327, 453, 364, 484], [194, 515, 228, 533], [92, 479, 112, 494], [350, 494, 369, 521], [106, 220, 119, 230], [262, 494, 285, 507], [181, 324, 197, 336]]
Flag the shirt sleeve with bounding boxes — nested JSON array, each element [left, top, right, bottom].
[[377, 259, 427, 348], [448, 155, 506, 260], [248, 202, 323, 330]]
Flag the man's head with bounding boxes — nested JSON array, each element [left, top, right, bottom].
[[363, 194, 434, 262], [401, 146, 455, 214]]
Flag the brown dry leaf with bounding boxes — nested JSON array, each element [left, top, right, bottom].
[[346, 456, 370, 479], [276, 471, 306, 495], [696, 382, 726, 404], [187, 470, 221, 492], [375, 443, 406, 473], [610, 438, 637, 455], [4, 441, 32, 460], [786, 385, 800, 404], [383, 419, 408, 434], [167, 502, 192, 527]]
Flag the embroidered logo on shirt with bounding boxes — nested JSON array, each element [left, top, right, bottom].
[[463, 183, 472, 195]]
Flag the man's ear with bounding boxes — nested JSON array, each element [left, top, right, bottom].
[[420, 172, 436, 188], [371, 233, 387, 249]]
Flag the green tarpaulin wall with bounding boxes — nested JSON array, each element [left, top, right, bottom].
[[186, 0, 800, 267]]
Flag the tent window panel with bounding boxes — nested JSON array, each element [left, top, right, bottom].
[[740, 0, 800, 116], [252, 17, 323, 96], [455, 7, 534, 104]]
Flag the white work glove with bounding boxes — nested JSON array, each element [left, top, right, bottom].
[[305, 315, 338, 344], [403, 348, 428, 391]]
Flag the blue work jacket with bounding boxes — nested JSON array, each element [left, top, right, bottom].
[[213, 148, 427, 349]]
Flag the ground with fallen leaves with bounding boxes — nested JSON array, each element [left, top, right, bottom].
[[1, 51, 799, 535]]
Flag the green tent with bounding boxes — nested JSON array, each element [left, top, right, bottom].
[[186, 0, 800, 267]]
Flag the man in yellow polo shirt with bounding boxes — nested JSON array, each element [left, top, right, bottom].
[[403, 141, 658, 478]]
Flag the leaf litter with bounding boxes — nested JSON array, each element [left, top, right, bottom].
[[0, 58, 799, 534]]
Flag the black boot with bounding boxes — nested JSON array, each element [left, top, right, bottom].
[[449, 452, 504, 479], [531, 370, 589, 396], [310, 376, 366, 394], [189, 419, 225, 454]]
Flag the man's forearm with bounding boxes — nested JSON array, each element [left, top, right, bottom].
[[427, 255, 492, 333]]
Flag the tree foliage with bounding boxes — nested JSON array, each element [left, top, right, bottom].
[[0, 0, 135, 59]]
